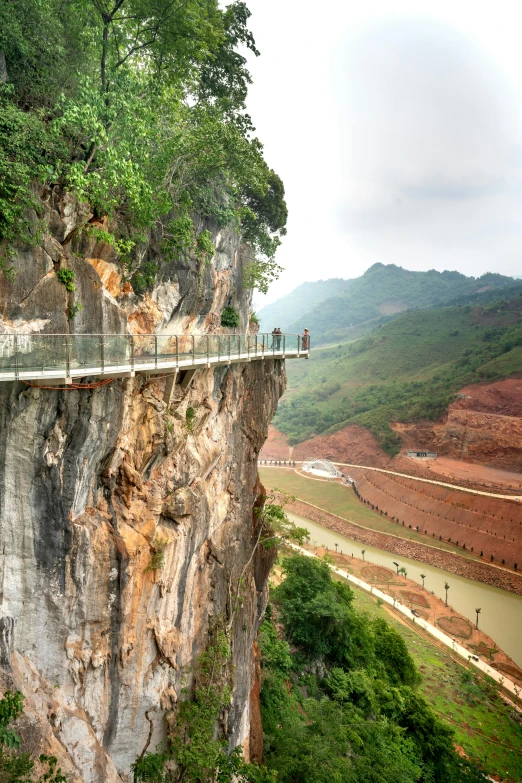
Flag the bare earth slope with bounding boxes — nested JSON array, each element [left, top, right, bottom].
[[394, 376, 522, 473]]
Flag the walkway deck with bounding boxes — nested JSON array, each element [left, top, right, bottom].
[[0, 332, 307, 384]]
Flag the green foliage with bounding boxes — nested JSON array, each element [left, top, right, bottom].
[[0, 691, 67, 782], [249, 312, 259, 325], [1, 0, 287, 293], [254, 494, 309, 551], [163, 219, 214, 271], [221, 306, 240, 328], [277, 297, 522, 454], [145, 537, 168, 573], [0, 691, 23, 751], [0, 86, 56, 260], [55, 268, 75, 291], [259, 554, 489, 783], [185, 407, 197, 433], [67, 300, 82, 320], [132, 630, 275, 782]]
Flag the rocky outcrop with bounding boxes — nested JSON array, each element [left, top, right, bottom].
[[0, 188, 283, 780], [393, 378, 522, 473]]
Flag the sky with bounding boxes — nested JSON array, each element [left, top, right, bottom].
[[245, 0, 522, 308]]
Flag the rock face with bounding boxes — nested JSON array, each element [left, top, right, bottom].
[[0, 189, 284, 781]]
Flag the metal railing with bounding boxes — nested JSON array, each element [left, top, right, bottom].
[[0, 332, 309, 381]]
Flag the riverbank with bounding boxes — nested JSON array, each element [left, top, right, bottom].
[[284, 495, 522, 596], [300, 542, 522, 687], [286, 541, 522, 698]]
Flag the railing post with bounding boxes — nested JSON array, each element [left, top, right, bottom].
[[217, 334, 221, 362], [255, 332, 258, 358], [130, 335, 135, 372], [176, 335, 179, 368], [206, 334, 210, 367], [65, 335, 71, 380], [272, 333, 275, 356], [262, 334, 266, 358], [192, 334, 195, 363], [247, 333, 250, 361], [100, 335, 105, 374], [155, 335, 158, 369], [282, 334, 286, 358], [14, 334, 19, 381], [228, 334, 231, 363], [297, 334, 301, 356]]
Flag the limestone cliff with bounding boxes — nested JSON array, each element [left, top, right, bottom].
[[0, 188, 284, 781]]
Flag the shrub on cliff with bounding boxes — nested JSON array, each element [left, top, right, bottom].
[[0, 691, 67, 782], [221, 306, 240, 328]]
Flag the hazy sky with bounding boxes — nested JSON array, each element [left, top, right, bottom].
[[245, 1, 522, 307]]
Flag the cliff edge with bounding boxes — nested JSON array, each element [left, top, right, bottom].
[[0, 190, 284, 781]]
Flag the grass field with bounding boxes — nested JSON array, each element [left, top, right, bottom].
[[345, 581, 522, 782], [260, 467, 474, 558]]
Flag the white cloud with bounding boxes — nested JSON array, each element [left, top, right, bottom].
[[246, 1, 522, 307]]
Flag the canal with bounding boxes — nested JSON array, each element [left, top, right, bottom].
[[287, 511, 522, 667]]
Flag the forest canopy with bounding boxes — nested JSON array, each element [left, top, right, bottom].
[[0, 0, 287, 292]]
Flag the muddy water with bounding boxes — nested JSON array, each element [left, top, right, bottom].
[[287, 512, 522, 667]]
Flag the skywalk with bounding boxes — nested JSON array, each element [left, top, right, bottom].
[[0, 332, 308, 384]]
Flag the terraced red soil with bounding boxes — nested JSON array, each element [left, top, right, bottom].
[[349, 468, 522, 568], [424, 458, 522, 490]]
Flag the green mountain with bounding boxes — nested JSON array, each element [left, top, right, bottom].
[[274, 264, 517, 346], [275, 293, 522, 454], [258, 278, 353, 333]]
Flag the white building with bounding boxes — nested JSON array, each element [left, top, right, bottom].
[[302, 458, 343, 479]]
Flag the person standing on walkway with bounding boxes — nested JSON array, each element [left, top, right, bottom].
[[271, 327, 278, 350], [301, 328, 310, 351]]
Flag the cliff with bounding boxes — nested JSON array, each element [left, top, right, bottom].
[[0, 189, 284, 781]]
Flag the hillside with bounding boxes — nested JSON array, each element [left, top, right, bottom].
[[257, 278, 353, 332], [275, 294, 522, 455], [263, 264, 518, 346]]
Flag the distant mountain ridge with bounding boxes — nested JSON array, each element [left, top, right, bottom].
[[259, 264, 518, 345], [257, 278, 353, 332]]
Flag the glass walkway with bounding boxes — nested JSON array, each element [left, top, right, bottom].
[[0, 332, 309, 384]]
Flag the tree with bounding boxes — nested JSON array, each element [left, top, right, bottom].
[[475, 607, 481, 631], [398, 566, 407, 577], [1, 0, 287, 292], [361, 549, 366, 561], [420, 573, 426, 588], [444, 582, 450, 606]]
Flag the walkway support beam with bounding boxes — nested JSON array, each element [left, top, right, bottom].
[[163, 371, 178, 404]]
